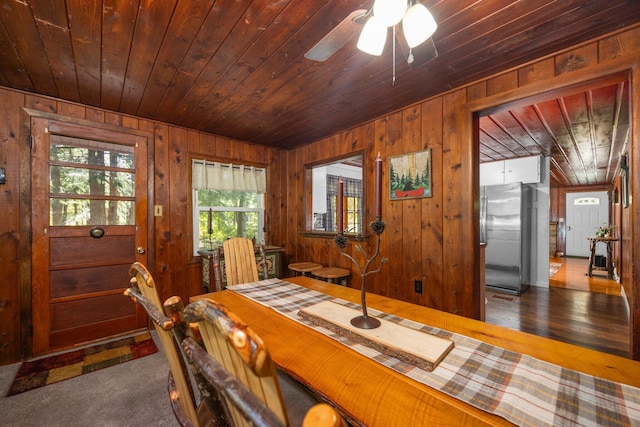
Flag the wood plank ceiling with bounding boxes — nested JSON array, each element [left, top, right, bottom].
[[0, 0, 638, 187], [480, 76, 631, 187]]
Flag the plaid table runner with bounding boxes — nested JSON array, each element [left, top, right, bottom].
[[228, 279, 640, 427]]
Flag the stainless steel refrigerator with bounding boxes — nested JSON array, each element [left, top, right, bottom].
[[480, 183, 532, 294]]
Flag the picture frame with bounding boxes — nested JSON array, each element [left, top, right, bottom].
[[389, 149, 432, 200]]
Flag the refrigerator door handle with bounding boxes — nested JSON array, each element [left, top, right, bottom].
[[480, 195, 488, 244]]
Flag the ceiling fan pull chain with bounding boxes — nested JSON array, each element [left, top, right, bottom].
[[392, 26, 397, 86]]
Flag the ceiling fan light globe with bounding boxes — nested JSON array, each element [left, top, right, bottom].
[[403, 3, 437, 48], [357, 17, 387, 56], [373, 0, 407, 27]]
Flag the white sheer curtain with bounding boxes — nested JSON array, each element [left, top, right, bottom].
[[192, 160, 266, 193]]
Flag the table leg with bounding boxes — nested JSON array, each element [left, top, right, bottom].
[[587, 240, 596, 277], [606, 242, 614, 280]]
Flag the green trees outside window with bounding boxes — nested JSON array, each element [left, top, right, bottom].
[[195, 189, 263, 251]]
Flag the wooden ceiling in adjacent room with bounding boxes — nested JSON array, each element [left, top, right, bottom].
[[0, 1, 637, 186], [479, 76, 630, 187]]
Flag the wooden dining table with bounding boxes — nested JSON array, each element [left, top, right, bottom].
[[193, 276, 640, 426]]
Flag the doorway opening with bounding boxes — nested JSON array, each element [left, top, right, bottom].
[[473, 71, 631, 357]]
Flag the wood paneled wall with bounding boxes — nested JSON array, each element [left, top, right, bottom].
[[0, 89, 284, 363], [150, 124, 284, 304], [1, 24, 640, 364], [286, 94, 474, 317]]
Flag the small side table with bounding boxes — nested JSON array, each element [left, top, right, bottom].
[[586, 237, 617, 279], [288, 262, 323, 277]]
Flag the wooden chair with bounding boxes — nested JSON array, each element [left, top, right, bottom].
[[125, 262, 224, 427], [180, 334, 345, 427], [182, 298, 344, 427], [222, 237, 269, 286]]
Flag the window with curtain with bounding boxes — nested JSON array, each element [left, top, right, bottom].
[[192, 160, 266, 254], [326, 174, 363, 234]]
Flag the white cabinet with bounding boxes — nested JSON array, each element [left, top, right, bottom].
[[480, 161, 505, 186], [480, 156, 541, 186], [505, 156, 541, 184]]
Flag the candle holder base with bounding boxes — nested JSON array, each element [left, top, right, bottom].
[[350, 315, 381, 329]]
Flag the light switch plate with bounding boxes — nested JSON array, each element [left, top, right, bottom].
[[154, 205, 162, 216]]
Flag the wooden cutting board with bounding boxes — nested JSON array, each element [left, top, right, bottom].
[[298, 300, 454, 371]]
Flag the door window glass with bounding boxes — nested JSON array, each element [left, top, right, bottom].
[[574, 197, 600, 206], [49, 135, 135, 226]]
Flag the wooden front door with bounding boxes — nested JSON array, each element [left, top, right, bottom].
[[31, 118, 148, 355]]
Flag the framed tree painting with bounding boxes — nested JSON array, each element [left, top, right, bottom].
[[389, 149, 432, 200]]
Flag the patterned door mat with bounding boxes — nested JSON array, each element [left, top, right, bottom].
[[5, 332, 157, 397]]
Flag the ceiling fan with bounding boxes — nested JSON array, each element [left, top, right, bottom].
[[304, 9, 369, 62], [304, 1, 438, 67]]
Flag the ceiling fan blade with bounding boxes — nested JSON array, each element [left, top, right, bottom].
[[305, 9, 368, 62]]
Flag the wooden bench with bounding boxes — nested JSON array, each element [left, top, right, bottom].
[[288, 262, 323, 277], [312, 267, 350, 286]]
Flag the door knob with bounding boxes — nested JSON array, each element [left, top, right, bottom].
[[136, 246, 146, 254]]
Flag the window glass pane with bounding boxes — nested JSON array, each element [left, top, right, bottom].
[[346, 196, 361, 234], [50, 166, 134, 197], [574, 197, 600, 206], [50, 199, 134, 226], [196, 209, 259, 250], [50, 140, 134, 169], [197, 189, 259, 208]]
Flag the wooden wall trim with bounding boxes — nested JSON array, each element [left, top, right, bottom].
[[17, 100, 31, 359], [462, 66, 633, 116], [22, 108, 154, 139], [630, 63, 640, 360]]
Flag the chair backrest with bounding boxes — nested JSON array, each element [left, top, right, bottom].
[[179, 304, 345, 427], [184, 299, 289, 425], [125, 262, 200, 426], [181, 335, 286, 427], [222, 237, 269, 286]]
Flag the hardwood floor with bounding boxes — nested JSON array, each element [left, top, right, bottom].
[[548, 256, 623, 295], [485, 257, 630, 358]]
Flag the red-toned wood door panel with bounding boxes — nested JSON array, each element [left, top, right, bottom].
[[31, 117, 148, 355], [49, 234, 135, 266], [50, 263, 132, 298]]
